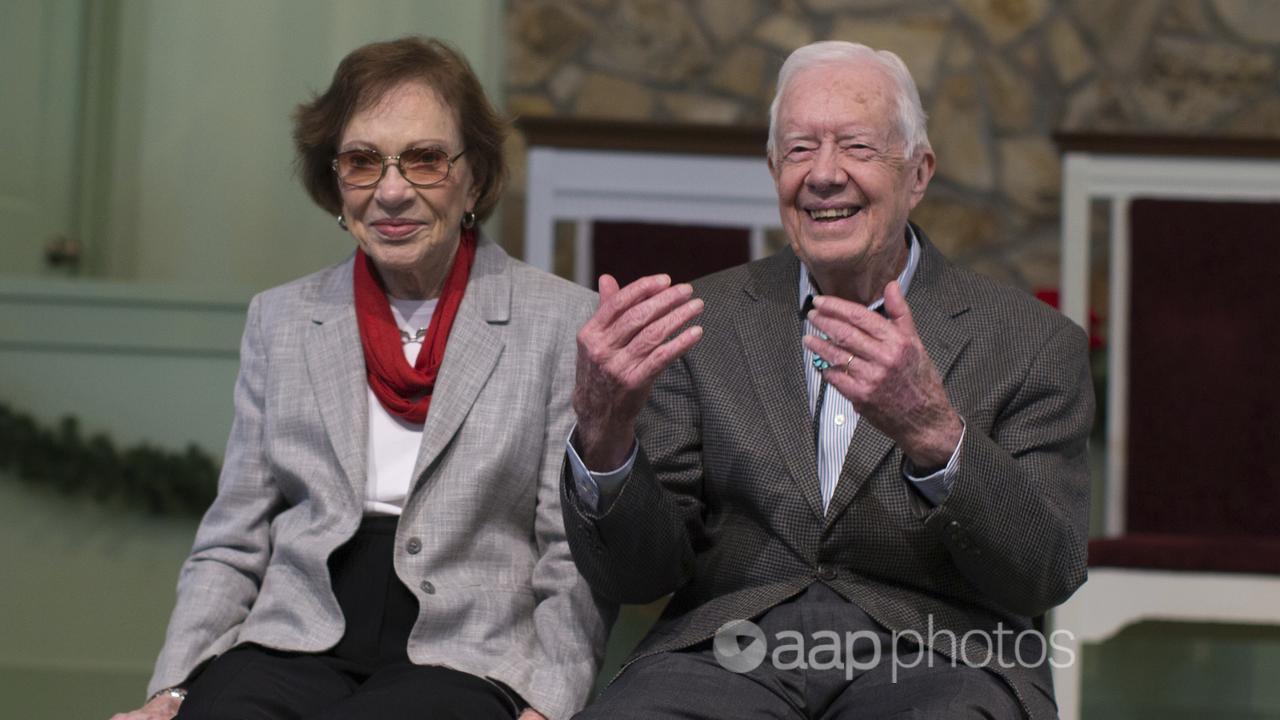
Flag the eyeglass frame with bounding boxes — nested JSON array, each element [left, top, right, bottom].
[[331, 147, 467, 189]]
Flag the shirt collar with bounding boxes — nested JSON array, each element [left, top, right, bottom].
[[798, 224, 921, 311]]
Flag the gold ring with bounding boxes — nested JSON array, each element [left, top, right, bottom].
[[844, 353, 855, 372]]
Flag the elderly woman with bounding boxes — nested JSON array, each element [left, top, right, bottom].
[[111, 37, 610, 720]]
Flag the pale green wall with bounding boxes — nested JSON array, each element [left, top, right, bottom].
[[0, 265, 249, 720], [0, 478, 199, 718], [0, 1, 85, 277], [1082, 623, 1280, 720], [0, 275, 245, 451], [87, 0, 505, 294]]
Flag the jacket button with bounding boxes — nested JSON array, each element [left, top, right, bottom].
[[817, 564, 837, 581], [406, 537, 422, 554], [420, 580, 435, 594]]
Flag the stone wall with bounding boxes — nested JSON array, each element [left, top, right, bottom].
[[503, 0, 1280, 291]]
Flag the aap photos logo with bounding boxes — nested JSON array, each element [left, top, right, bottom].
[[713, 619, 767, 673]]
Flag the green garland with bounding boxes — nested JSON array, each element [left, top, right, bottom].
[[0, 402, 218, 516]]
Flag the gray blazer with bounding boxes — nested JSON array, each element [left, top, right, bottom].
[[563, 228, 1092, 719], [150, 235, 613, 720]]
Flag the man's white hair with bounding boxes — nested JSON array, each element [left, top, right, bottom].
[[767, 41, 931, 161]]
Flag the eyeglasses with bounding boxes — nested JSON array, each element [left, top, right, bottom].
[[331, 147, 466, 188]]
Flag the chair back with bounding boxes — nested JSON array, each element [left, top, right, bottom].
[[1125, 198, 1280, 540]]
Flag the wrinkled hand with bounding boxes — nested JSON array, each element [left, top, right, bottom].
[[803, 280, 962, 471], [109, 694, 182, 720], [573, 273, 704, 470], [518, 710, 547, 720]]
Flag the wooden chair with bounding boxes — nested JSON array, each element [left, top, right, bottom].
[[1051, 137, 1280, 719]]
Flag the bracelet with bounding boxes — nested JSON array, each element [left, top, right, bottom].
[[149, 687, 188, 703]]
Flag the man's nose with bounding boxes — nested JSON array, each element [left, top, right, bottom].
[[806, 144, 847, 191]]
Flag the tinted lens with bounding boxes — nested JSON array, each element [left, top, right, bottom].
[[335, 150, 383, 186], [400, 148, 449, 185]]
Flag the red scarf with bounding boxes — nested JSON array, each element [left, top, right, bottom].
[[353, 229, 476, 424]]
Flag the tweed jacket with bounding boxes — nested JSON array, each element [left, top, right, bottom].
[[149, 235, 612, 720], [562, 227, 1092, 719]]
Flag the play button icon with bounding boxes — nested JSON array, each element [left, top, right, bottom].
[[713, 619, 767, 674]]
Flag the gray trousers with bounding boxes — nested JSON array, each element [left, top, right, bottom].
[[577, 582, 1025, 719]]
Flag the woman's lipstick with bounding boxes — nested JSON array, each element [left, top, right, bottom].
[[371, 219, 423, 239]]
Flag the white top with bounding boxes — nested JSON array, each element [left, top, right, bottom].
[[364, 296, 437, 516]]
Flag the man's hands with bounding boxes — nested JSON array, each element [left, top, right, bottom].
[[109, 694, 182, 720], [803, 280, 962, 471], [573, 274, 955, 471], [573, 274, 704, 470]]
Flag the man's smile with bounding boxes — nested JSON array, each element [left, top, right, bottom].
[[807, 206, 861, 221]]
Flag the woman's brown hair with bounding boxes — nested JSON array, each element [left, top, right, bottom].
[[293, 36, 507, 222]]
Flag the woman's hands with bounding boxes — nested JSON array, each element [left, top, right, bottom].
[[109, 689, 550, 720], [109, 693, 182, 720]]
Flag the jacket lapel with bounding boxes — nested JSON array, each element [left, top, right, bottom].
[[823, 227, 972, 527], [304, 256, 368, 504], [409, 236, 508, 489], [736, 249, 826, 522]]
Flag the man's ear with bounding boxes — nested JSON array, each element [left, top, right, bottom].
[[908, 148, 936, 208]]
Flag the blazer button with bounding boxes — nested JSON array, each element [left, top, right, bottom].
[[817, 564, 837, 581], [420, 580, 435, 594], [406, 537, 422, 555]]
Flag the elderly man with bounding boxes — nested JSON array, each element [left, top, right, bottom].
[[563, 41, 1091, 719]]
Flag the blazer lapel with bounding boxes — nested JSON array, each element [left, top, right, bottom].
[[908, 229, 971, 388], [824, 227, 972, 527], [409, 236, 508, 489], [304, 256, 368, 504], [736, 249, 826, 522]]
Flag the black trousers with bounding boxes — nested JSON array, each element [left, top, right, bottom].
[[576, 582, 1024, 719], [177, 517, 521, 720]]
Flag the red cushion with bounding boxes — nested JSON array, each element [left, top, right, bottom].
[[592, 221, 750, 288], [1126, 200, 1280, 538], [1089, 534, 1280, 574]]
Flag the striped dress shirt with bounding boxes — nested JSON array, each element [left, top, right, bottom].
[[800, 226, 960, 511]]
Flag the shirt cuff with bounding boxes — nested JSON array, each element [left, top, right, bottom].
[[565, 424, 637, 514], [903, 419, 966, 506]]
